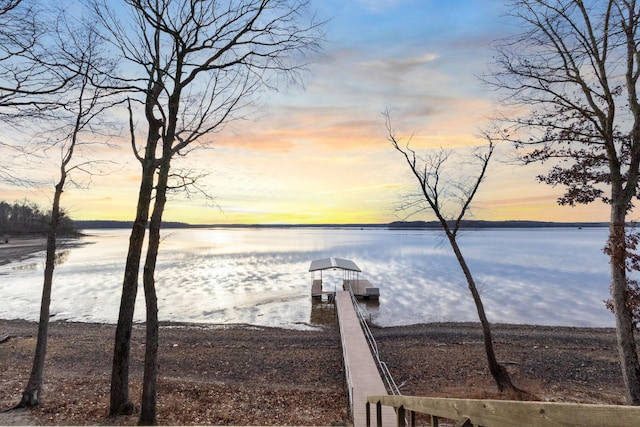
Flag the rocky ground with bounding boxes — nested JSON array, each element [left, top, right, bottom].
[[0, 318, 629, 426], [372, 322, 626, 404]]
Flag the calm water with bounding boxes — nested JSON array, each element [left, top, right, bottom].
[[0, 227, 615, 330]]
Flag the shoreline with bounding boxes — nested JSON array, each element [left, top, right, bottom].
[[0, 314, 619, 333], [0, 229, 617, 329], [0, 318, 629, 425], [0, 315, 621, 330], [0, 235, 628, 425], [0, 238, 47, 266], [0, 237, 85, 267]]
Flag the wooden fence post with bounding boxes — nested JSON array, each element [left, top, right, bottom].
[[366, 401, 370, 427], [397, 405, 405, 427]]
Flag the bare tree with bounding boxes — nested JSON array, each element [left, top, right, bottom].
[[0, 0, 76, 184], [0, 0, 39, 110], [91, 0, 323, 423], [0, 0, 81, 108], [487, 0, 640, 404], [12, 12, 116, 408], [385, 111, 525, 395]]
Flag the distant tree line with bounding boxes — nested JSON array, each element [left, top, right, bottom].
[[0, 200, 76, 238]]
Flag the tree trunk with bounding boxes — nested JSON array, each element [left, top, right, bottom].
[[109, 159, 155, 416], [447, 233, 517, 393], [609, 205, 640, 405], [139, 158, 170, 426], [139, 254, 159, 426], [16, 182, 63, 407]]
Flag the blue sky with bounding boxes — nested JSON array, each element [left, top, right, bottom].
[[0, 0, 609, 224]]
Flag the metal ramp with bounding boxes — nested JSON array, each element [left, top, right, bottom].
[[334, 291, 396, 426]]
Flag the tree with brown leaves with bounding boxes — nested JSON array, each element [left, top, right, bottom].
[[488, 0, 640, 404]]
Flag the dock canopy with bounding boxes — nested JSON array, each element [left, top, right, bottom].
[[309, 257, 361, 272]]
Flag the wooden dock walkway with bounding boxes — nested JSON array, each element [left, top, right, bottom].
[[334, 291, 396, 426]]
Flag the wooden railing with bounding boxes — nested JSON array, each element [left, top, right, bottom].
[[366, 395, 640, 427]]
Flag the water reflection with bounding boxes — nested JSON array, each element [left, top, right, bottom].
[[310, 300, 337, 327], [11, 262, 38, 271], [55, 250, 70, 266], [0, 227, 617, 329], [10, 249, 76, 271]]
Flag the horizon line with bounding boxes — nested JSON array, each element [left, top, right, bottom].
[[73, 219, 611, 228]]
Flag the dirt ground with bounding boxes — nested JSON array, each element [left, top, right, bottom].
[[0, 318, 630, 426]]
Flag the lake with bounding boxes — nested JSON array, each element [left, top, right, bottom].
[[0, 227, 616, 330]]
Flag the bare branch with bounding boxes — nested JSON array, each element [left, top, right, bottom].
[[488, 0, 640, 403], [100, 2, 325, 422], [385, 109, 494, 237]]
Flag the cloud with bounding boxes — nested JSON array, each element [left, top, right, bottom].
[[215, 104, 384, 152], [361, 53, 440, 74], [353, 0, 410, 13]]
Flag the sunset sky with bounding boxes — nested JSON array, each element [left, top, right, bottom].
[[0, 0, 611, 225]]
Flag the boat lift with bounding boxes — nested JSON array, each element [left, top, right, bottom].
[[309, 257, 379, 300]]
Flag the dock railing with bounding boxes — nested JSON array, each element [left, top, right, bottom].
[[366, 395, 640, 427], [345, 281, 401, 397]]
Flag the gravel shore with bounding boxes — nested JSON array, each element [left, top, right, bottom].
[[0, 318, 629, 426]]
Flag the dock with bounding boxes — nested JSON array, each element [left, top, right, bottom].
[[335, 291, 396, 426], [309, 257, 379, 299]]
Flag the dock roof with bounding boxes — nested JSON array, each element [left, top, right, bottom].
[[309, 257, 361, 272]]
